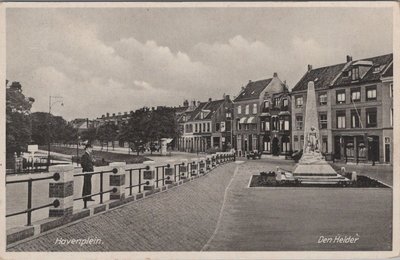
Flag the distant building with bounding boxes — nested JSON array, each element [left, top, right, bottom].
[[291, 53, 393, 164], [178, 96, 233, 153], [70, 118, 95, 133], [233, 73, 290, 157]]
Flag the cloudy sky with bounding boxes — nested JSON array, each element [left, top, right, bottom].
[[6, 6, 393, 120]]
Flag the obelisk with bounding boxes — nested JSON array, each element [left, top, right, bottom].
[[293, 81, 337, 177]]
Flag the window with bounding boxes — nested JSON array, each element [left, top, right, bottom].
[[281, 136, 290, 153], [195, 123, 198, 133], [284, 118, 290, 130], [390, 83, 393, 98], [366, 108, 377, 127], [374, 66, 380, 73], [263, 100, 270, 111], [296, 115, 303, 130], [245, 105, 249, 115], [203, 123, 206, 132], [236, 119, 241, 130], [319, 93, 327, 105], [336, 111, 346, 129], [274, 98, 280, 108], [220, 122, 226, 132], [265, 118, 270, 131], [351, 110, 361, 128], [319, 113, 327, 129], [282, 98, 289, 109], [351, 67, 359, 80], [271, 116, 278, 131], [238, 105, 242, 114], [295, 96, 303, 108], [336, 90, 346, 104], [207, 122, 210, 132], [226, 112, 232, 118], [245, 124, 249, 130], [264, 136, 271, 152], [390, 108, 393, 127], [182, 115, 186, 122], [322, 136, 328, 154], [366, 86, 377, 101], [216, 123, 221, 132], [200, 112, 204, 119], [350, 88, 361, 102], [343, 70, 351, 77], [252, 103, 257, 114], [294, 135, 299, 151], [260, 120, 265, 131]]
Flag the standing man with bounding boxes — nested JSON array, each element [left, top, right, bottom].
[[81, 143, 95, 202]]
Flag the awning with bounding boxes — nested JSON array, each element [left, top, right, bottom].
[[246, 116, 256, 124], [260, 112, 271, 117], [239, 117, 247, 124]]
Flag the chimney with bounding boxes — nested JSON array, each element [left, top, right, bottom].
[[208, 97, 212, 102], [102, 114, 105, 118], [112, 113, 115, 117], [192, 100, 196, 107], [248, 80, 252, 84], [346, 55, 353, 62], [308, 64, 313, 71], [225, 95, 230, 101], [183, 99, 189, 107], [124, 112, 127, 115], [273, 72, 278, 77], [197, 101, 201, 106], [106, 112, 110, 117]]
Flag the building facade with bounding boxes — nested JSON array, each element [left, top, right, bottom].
[[291, 53, 393, 164], [178, 96, 233, 153], [233, 73, 290, 157]]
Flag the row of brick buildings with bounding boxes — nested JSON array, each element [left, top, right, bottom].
[[231, 53, 393, 164], [73, 53, 393, 164]]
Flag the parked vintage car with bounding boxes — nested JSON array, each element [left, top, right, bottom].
[[247, 150, 262, 160]]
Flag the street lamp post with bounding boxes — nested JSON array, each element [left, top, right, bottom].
[[47, 95, 64, 169], [76, 135, 80, 166]]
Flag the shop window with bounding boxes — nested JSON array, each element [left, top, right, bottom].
[[264, 136, 271, 152]]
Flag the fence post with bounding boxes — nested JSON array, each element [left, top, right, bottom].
[[199, 157, 206, 174], [206, 155, 212, 171], [179, 159, 188, 179], [190, 159, 199, 177], [143, 161, 155, 191], [48, 165, 75, 217], [109, 162, 126, 200], [165, 160, 175, 184], [211, 154, 216, 168]]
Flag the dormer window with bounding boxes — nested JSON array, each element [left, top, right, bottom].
[[374, 66, 381, 73], [351, 67, 359, 80], [343, 70, 351, 77]]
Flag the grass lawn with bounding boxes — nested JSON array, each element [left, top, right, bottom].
[[40, 145, 151, 165]]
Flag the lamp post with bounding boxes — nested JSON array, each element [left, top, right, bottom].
[[76, 135, 80, 166], [47, 95, 64, 169]]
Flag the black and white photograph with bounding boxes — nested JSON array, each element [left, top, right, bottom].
[[1, 2, 399, 259]]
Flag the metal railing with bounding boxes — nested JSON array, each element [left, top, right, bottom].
[[6, 173, 61, 226], [73, 168, 118, 208], [125, 166, 149, 195]]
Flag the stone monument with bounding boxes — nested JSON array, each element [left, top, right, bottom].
[[293, 81, 347, 184]]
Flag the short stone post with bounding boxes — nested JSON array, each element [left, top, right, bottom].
[[351, 171, 357, 182], [179, 159, 188, 179], [199, 157, 206, 174], [49, 165, 75, 217], [341, 167, 346, 177], [190, 159, 199, 176], [276, 166, 282, 182], [164, 160, 175, 184], [109, 162, 127, 200], [206, 155, 212, 171], [142, 161, 155, 191], [211, 154, 217, 167]]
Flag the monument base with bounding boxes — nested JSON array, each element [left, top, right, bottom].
[[292, 152, 349, 185]]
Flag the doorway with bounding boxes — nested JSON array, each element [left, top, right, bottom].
[[272, 137, 279, 156]]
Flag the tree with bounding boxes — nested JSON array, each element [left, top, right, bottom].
[[96, 122, 118, 151], [120, 108, 151, 155], [6, 81, 35, 157]]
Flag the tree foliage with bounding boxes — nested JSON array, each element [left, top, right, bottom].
[[6, 81, 34, 156]]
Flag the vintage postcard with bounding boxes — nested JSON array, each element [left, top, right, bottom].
[[0, 1, 399, 259]]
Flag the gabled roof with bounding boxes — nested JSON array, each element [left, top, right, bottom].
[[334, 54, 392, 86], [234, 78, 273, 102], [186, 99, 227, 122], [293, 53, 393, 92], [292, 63, 346, 92]]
